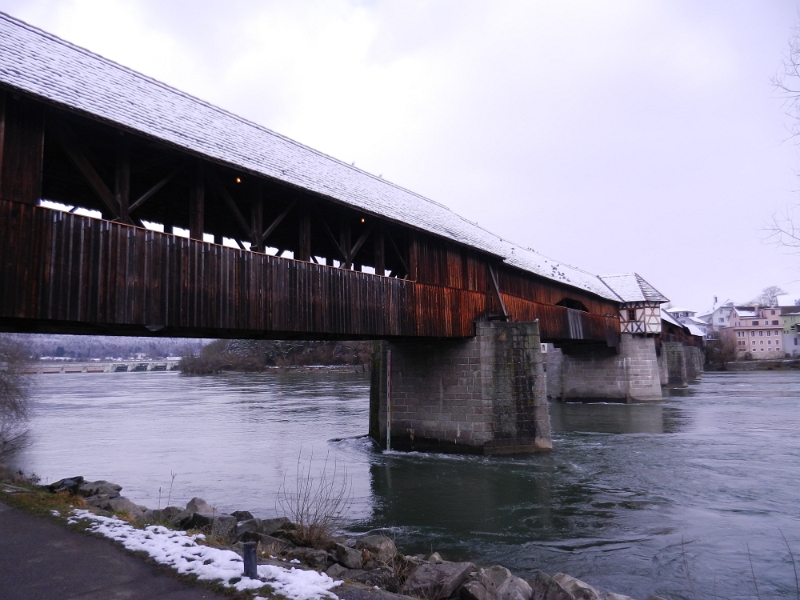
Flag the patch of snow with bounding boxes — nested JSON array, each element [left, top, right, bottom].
[[51, 510, 60, 516], [67, 510, 341, 600]]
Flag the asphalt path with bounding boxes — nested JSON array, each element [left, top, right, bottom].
[[0, 500, 228, 600]]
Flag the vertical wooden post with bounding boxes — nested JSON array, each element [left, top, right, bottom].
[[297, 202, 311, 262], [250, 186, 264, 253], [189, 160, 204, 241], [0, 94, 45, 205], [340, 216, 352, 269], [407, 232, 418, 281], [115, 136, 130, 223], [373, 222, 385, 276], [0, 93, 5, 190]]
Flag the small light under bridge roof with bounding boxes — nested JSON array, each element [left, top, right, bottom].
[[361, 218, 365, 223], [235, 177, 242, 184]]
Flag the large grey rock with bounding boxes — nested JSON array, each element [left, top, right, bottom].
[[83, 494, 111, 508], [48, 476, 84, 494], [185, 497, 213, 513], [336, 583, 419, 600], [209, 514, 237, 540], [461, 580, 489, 600], [288, 547, 330, 570], [160, 506, 182, 521], [350, 566, 400, 592], [645, 596, 667, 600], [236, 517, 290, 539], [553, 574, 600, 600], [530, 572, 572, 600], [245, 533, 294, 554], [77, 480, 122, 498], [326, 563, 349, 579], [479, 566, 532, 600], [401, 561, 475, 600], [178, 511, 213, 529], [603, 595, 634, 600], [334, 543, 364, 569], [231, 510, 254, 521], [178, 512, 236, 539], [356, 535, 397, 564], [106, 496, 144, 518]]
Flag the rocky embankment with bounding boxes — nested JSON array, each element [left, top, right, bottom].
[[44, 476, 665, 600]]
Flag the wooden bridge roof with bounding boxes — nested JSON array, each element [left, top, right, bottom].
[[0, 12, 626, 302]]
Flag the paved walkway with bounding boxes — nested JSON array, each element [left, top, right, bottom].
[[0, 500, 228, 600]]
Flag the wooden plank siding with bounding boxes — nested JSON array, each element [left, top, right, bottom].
[[0, 199, 620, 344]]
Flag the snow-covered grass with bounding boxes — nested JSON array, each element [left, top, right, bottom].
[[67, 509, 342, 600]]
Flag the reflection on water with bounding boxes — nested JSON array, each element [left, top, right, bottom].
[[16, 370, 800, 599], [549, 402, 674, 435]]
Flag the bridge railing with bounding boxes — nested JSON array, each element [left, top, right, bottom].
[[0, 199, 620, 345]]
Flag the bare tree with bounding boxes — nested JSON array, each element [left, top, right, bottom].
[[769, 28, 800, 251], [0, 335, 32, 461], [749, 285, 788, 307]]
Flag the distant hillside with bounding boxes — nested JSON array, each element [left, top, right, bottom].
[[179, 339, 372, 374], [6, 334, 207, 361]]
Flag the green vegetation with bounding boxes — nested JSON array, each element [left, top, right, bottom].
[[180, 339, 371, 374]]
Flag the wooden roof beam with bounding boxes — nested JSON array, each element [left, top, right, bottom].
[[55, 123, 120, 219]]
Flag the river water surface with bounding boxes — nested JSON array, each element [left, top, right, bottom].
[[13, 370, 800, 599]]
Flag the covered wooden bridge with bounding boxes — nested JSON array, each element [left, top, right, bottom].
[[0, 13, 682, 454], [0, 12, 623, 348]]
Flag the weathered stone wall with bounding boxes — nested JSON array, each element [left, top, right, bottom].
[[370, 321, 551, 455], [544, 343, 563, 399], [547, 334, 662, 403], [685, 346, 704, 382], [660, 342, 688, 387]]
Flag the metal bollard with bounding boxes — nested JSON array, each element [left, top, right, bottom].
[[243, 541, 258, 579]]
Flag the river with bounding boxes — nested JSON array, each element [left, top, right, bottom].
[[11, 369, 800, 599]]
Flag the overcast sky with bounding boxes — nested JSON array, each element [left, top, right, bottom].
[[3, 0, 800, 311]]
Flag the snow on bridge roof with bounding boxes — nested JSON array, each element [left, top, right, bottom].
[[0, 12, 626, 301], [598, 273, 668, 304]]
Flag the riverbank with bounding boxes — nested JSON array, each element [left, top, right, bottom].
[[0, 469, 663, 600], [709, 358, 800, 371]]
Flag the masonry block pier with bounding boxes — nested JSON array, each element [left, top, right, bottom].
[[370, 321, 552, 455], [658, 343, 704, 388], [546, 334, 663, 403]]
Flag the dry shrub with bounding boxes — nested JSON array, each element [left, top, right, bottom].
[[0, 335, 33, 460], [277, 451, 352, 548]]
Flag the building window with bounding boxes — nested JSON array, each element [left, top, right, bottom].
[[718, 318, 724, 323], [759, 331, 764, 336], [761, 348, 764, 352], [767, 331, 771, 336], [772, 310, 776, 315], [752, 340, 756, 345], [627, 309, 636, 322], [768, 341, 772, 345], [795, 339, 798, 346], [753, 321, 759, 326], [773, 320, 779, 325], [760, 341, 764, 345], [751, 331, 755, 336]]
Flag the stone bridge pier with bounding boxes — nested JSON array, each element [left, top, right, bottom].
[[658, 343, 704, 388], [369, 321, 552, 455], [545, 334, 663, 403]]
